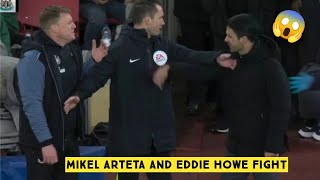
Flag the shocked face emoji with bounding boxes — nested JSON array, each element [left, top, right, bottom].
[[273, 10, 305, 43]]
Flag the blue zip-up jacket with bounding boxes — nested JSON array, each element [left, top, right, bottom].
[[15, 30, 95, 149]]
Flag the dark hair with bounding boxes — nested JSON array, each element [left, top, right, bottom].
[[40, 5, 70, 32], [227, 13, 263, 42], [130, 0, 162, 24]]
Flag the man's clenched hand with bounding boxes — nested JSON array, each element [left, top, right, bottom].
[[217, 53, 237, 70]]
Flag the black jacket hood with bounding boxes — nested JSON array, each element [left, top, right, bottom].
[[21, 30, 62, 56], [232, 35, 281, 62], [257, 35, 281, 60]]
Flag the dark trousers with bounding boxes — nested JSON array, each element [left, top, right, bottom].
[[305, 119, 320, 128], [220, 151, 278, 180], [117, 151, 172, 180], [20, 137, 80, 180]]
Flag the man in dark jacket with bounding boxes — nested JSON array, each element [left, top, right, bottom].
[[155, 13, 291, 180], [289, 69, 320, 141], [64, 1, 235, 180], [289, 49, 320, 92], [155, 12, 291, 160], [218, 13, 291, 180], [15, 6, 107, 180]]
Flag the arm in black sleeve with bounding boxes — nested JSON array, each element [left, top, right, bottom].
[[264, 59, 291, 154], [76, 51, 115, 101], [167, 40, 224, 65]]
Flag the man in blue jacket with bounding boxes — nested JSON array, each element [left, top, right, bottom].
[[289, 49, 320, 141], [64, 1, 235, 179], [15, 5, 107, 180]]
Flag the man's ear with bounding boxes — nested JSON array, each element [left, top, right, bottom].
[[144, 16, 152, 25], [51, 24, 59, 33], [239, 36, 248, 44]]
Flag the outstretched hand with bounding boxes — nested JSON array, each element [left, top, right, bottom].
[[91, 39, 108, 63], [64, 96, 80, 114], [289, 72, 315, 94], [217, 53, 237, 70]]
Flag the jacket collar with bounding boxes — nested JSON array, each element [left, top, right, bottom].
[[233, 40, 266, 64], [34, 30, 63, 49], [239, 41, 260, 61], [121, 24, 158, 43]]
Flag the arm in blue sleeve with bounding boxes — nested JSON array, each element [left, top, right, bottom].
[[17, 50, 52, 145]]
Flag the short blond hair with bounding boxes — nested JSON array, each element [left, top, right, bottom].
[[39, 5, 70, 32]]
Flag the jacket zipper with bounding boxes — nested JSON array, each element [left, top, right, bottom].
[[147, 48, 153, 71], [43, 47, 65, 151], [147, 47, 157, 149]]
